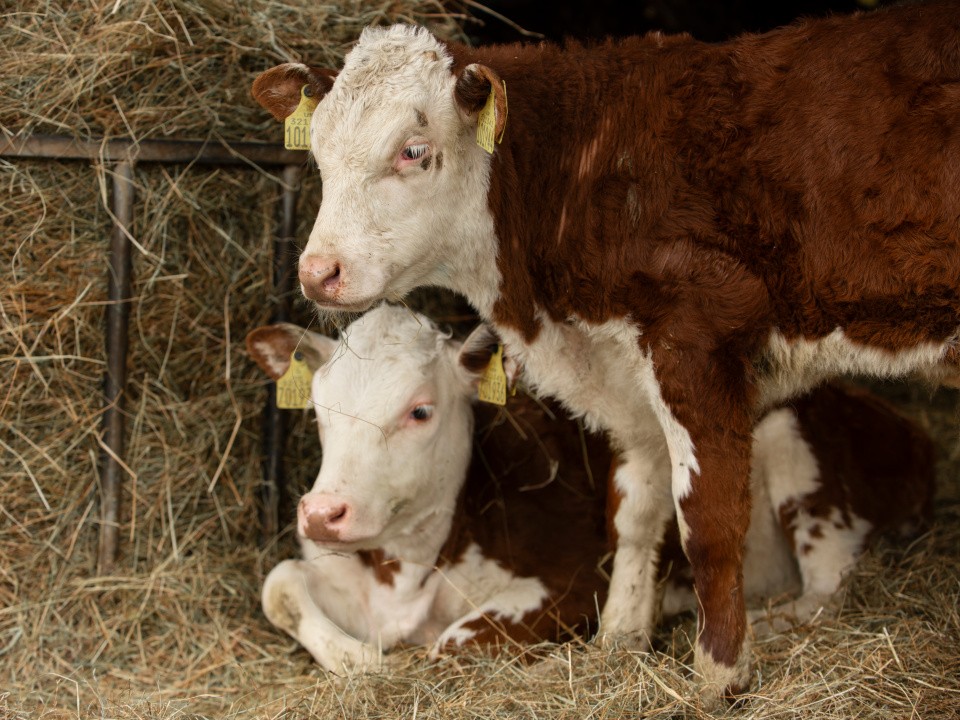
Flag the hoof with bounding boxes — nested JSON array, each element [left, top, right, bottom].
[[695, 638, 752, 710]]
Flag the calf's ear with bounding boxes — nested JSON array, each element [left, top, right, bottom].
[[456, 323, 520, 391], [454, 63, 507, 142], [252, 63, 338, 121], [246, 323, 339, 380]]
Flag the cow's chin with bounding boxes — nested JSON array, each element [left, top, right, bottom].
[[309, 285, 412, 319], [310, 297, 377, 316], [302, 531, 383, 553]]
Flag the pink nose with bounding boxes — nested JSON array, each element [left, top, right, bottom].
[[298, 493, 351, 542], [298, 255, 342, 302]]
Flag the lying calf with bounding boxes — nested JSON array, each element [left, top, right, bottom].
[[246, 305, 933, 672], [247, 304, 611, 672]]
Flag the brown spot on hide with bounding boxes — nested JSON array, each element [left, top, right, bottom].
[[358, 549, 401, 587]]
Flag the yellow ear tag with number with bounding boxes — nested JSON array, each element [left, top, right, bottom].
[[477, 345, 508, 406], [476, 80, 507, 154], [276, 350, 312, 409], [284, 85, 318, 150]]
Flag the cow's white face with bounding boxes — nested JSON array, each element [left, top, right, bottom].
[[302, 305, 475, 549], [252, 26, 504, 316], [245, 305, 506, 552]]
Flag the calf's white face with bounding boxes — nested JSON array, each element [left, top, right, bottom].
[[252, 26, 503, 314], [246, 305, 498, 551]]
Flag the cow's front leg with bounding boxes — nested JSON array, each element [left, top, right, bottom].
[[427, 574, 551, 656], [599, 440, 674, 649], [648, 356, 754, 702], [262, 559, 381, 674]]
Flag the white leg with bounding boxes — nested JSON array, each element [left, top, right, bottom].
[[752, 506, 870, 632], [262, 559, 381, 674], [599, 442, 674, 649]]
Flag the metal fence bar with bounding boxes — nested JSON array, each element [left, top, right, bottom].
[[1, 134, 305, 570], [98, 161, 135, 573], [0, 134, 305, 167], [260, 164, 302, 543]]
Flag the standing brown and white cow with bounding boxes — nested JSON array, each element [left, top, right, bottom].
[[252, 1, 959, 697]]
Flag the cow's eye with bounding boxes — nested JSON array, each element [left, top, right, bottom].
[[401, 143, 430, 161], [409, 404, 434, 422]]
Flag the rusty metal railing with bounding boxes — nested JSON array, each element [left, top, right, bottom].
[[0, 134, 305, 572]]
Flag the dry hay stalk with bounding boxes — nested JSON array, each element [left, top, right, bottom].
[[2, 0, 464, 142]]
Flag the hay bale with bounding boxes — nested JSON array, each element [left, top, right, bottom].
[[2, 0, 461, 142], [0, 1, 469, 715]]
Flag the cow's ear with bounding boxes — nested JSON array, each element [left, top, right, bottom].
[[456, 322, 520, 391], [252, 63, 338, 121], [454, 63, 507, 142], [246, 323, 339, 380]]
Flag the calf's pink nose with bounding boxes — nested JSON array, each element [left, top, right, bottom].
[[298, 255, 342, 301], [298, 493, 351, 542]]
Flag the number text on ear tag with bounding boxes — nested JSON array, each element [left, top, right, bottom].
[[476, 81, 506, 154], [276, 350, 312, 409], [284, 85, 318, 150], [477, 345, 508, 406]]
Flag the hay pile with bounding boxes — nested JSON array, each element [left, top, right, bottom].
[[1, 2, 959, 718]]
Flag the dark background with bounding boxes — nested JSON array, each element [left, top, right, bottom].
[[466, 0, 893, 43]]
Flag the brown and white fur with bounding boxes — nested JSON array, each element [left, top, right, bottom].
[[247, 306, 932, 673], [246, 305, 612, 672], [251, 5, 959, 694]]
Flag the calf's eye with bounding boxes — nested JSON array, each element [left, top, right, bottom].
[[401, 143, 429, 161], [410, 405, 433, 422]]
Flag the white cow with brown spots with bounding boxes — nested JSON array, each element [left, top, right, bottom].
[[247, 305, 933, 673], [246, 305, 613, 672]]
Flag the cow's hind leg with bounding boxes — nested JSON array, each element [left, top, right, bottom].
[[262, 559, 381, 674], [755, 502, 870, 632], [599, 441, 674, 650]]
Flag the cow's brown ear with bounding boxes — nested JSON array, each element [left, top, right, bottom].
[[456, 323, 520, 390], [454, 63, 507, 141], [246, 323, 338, 379], [252, 63, 338, 121]]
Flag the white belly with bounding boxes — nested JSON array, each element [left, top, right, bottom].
[[757, 328, 951, 408]]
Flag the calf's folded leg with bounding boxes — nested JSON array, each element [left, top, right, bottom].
[[262, 559, 381, 674]]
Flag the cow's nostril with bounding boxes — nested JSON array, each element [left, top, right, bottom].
[[323, 265, 341, 289], [328, 505, 347, 524]]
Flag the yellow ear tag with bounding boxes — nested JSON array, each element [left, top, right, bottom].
[[477, 345, 508, 406], [476, 80, 507, 154], [276, 350, 313, 409], [284, 85, 318, 150]]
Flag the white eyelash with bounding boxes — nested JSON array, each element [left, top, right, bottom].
[[404, 144, 429, 160]]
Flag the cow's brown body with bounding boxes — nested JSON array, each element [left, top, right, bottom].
[[447, 1, 959, 687]]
